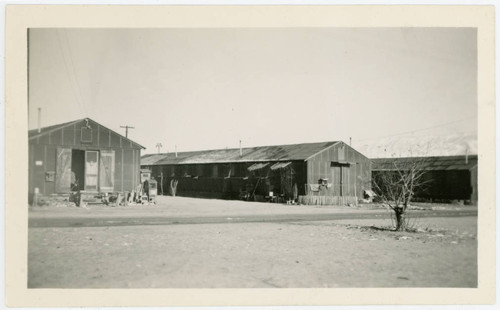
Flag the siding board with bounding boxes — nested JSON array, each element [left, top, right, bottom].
[[63, 127, 74, 145], [306, 143, 371, 199], [141, 142, 369, 204], [29, 119, 143, 197]]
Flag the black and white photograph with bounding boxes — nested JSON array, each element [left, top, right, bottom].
[[4, 4, 496, 308]]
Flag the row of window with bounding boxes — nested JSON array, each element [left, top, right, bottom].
[[155, 163, 271, 178]]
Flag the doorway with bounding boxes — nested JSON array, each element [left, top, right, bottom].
[[331, 163, 344, 196], [70, 149, 99, 192], [71, 150, 85, 190], [57, 148, 103, 193]]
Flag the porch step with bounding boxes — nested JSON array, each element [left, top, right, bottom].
[[47, 193, 71, 202]]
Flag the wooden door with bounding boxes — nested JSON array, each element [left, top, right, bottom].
[[85, 151, 99, 191], [99, 150, 115, 192], [55, 148, 72, 193], [330, 164, 344, 196]]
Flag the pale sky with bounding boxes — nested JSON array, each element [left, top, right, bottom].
[[28, 28, 477, 155]]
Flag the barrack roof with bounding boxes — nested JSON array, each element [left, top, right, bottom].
[[141, 141, 343, 165], [371, 155, 478, 171], [29, 117, 146, 149]]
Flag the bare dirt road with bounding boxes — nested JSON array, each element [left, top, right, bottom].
[[28, 196, 477, 288]]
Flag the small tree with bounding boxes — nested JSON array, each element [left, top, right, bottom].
[[170, 179, 178, 197], [159, 171, 164, 195], [279, 166, 295, 201], [372, 157, 430, 231]]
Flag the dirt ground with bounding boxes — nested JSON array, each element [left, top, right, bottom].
[[28, 196, 477, 288]]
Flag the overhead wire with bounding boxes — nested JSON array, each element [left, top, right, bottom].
[[355, 116, 476, 143], [63, 29, 88, 117], [56, 29, 87, 117]]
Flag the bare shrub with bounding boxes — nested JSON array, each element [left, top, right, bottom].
[[373, 157, 431, 231]]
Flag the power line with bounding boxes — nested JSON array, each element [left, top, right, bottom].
[[56, 30, 85, 116], [63, 29, 88, 116], [355, 116, 476, 143]]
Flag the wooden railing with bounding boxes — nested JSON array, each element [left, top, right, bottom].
[[298, 195, 358, 206]]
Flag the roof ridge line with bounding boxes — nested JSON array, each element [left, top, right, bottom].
[[29, 117, 146, 149], [147, 140, 341, 156], [28, 119, 82, 140]]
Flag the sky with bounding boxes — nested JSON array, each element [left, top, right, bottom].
[[28, 28, 477, 155]]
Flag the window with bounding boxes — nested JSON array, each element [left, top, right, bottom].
[[196, 165, 204, 177], [45, 171, 55, 182], [236, 163, 248, 177], [319, 178, 328, 185], [81, 127, 92, 143], [203, 165, 212, 177]]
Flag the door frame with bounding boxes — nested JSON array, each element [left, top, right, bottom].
[[84, 150, 100, 192]]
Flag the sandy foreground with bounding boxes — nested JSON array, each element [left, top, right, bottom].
[[28, 196, 477, 288]]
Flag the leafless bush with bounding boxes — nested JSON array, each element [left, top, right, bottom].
[[170, 179, 179, 197], [373, 157, 431, 231]]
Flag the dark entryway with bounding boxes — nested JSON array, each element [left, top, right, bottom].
[[71, 149, 85, 190]]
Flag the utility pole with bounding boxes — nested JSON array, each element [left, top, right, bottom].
[[37, 107, 42, 133], [120, 125, 134, 138], [156, 143, 163, 153]]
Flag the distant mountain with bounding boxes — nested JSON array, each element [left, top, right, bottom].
[[355, 132, 477, 159]]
